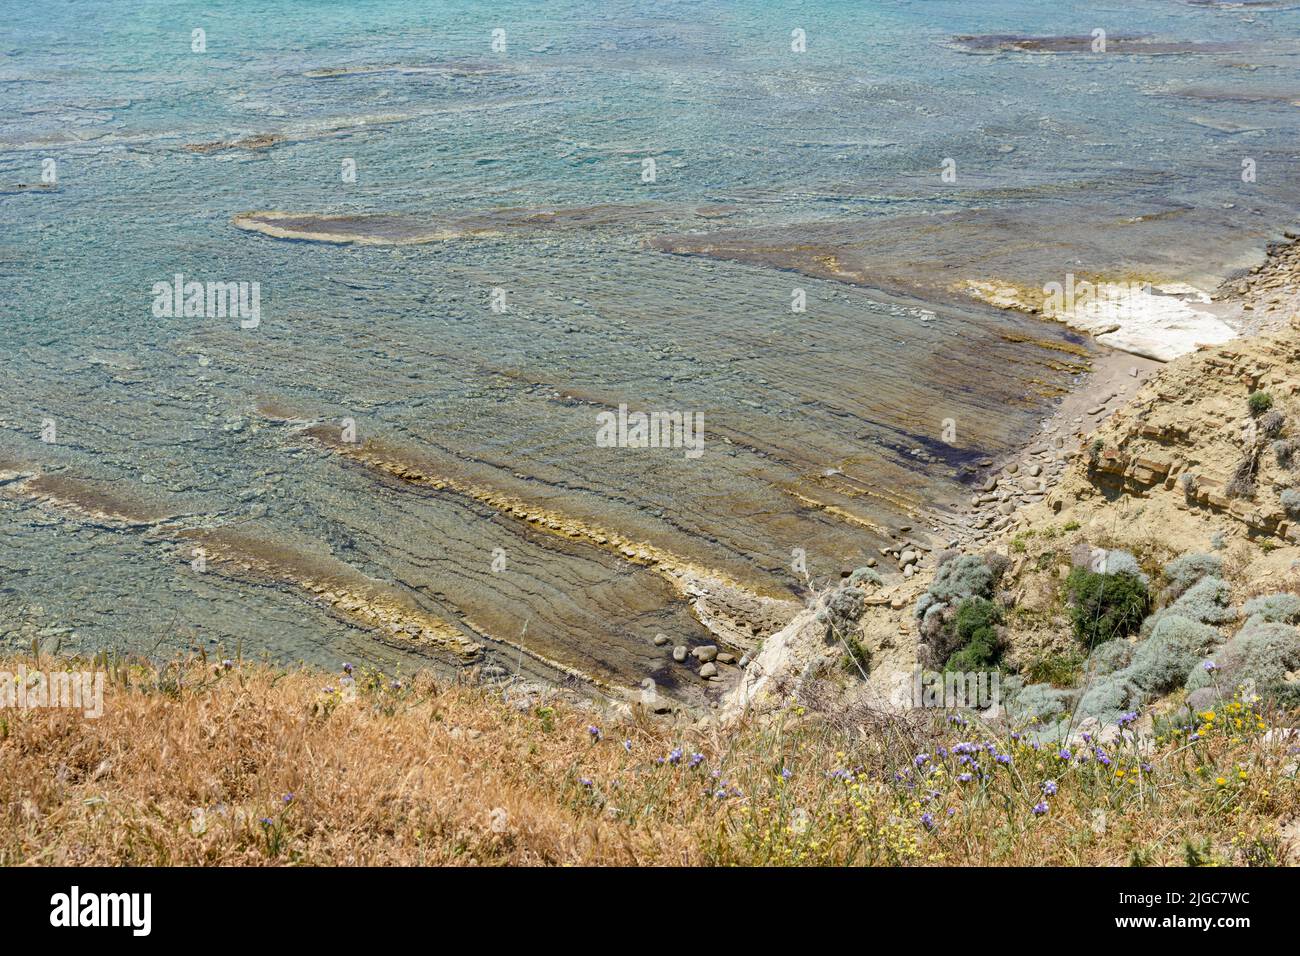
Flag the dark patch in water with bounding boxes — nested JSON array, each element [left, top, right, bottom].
[[951, 34, 1243, 55]]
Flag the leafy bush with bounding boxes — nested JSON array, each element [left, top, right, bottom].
[[914, 552, 1009, 668], [1168, 576, 1236, 625], [1186, 621, 1300, 696], [1126, 615, 1217, 694], [915, 554, 995, 619], [1008, 682, 1073, 724], [1077, 674, 1142, 723], [1247, 391, 1273, 416], [847, 566, 882, 588], [1163, 553, 1221, 600], [820, 585, 866, 635], [1259, 409, 1286, 438], [1065, 568, 1150, 647], [944, 597, 1003, 671], [1097, 549, 1148, 584], [1241, 592, 1300, 627], [1024, 649, 1085, 687], [840, 635, 872, 675], [1084, 638, 1133, 678]]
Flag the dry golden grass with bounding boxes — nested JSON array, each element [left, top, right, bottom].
[[0, 654, 1295, 866]]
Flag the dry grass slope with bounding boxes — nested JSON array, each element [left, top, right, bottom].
[[1, 654, 1295, 866]]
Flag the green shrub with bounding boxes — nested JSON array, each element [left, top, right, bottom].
[[1248, 391, 1273, 416], [1023, 649, 1085, 687], [840, 635, 872, 675], [914, 553, 1009, 668], [1065, 568, 1150, 647], [916, 554, 997, 613], [943, 596, 1003, 671]]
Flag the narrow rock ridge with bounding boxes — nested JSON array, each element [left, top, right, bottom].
[[294, 422, 801, 650], [233, 203, 725, 247], [176, 527, 486, 663], [0, 469, 491, 665], [0, 454, 738, 708], [2, 469, 182, 530]]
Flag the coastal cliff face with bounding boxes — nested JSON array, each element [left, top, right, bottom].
[[726, 280, 1300, 725]]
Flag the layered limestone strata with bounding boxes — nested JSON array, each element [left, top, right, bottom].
[[1042, 327, 1300, 542], [295, 423, 800, 651]]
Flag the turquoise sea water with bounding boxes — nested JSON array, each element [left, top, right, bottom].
[[2, 1, 1299, 699]]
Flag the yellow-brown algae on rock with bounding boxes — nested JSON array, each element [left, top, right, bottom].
[[178, 527, 485, 662], [7, 472, 181, 529], [232, 204, 715, 247], [183, 134, 284, 154], [293, 423, 800, 649]]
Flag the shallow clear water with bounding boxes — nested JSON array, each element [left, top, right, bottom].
[[3, 0, 1299, 698]]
